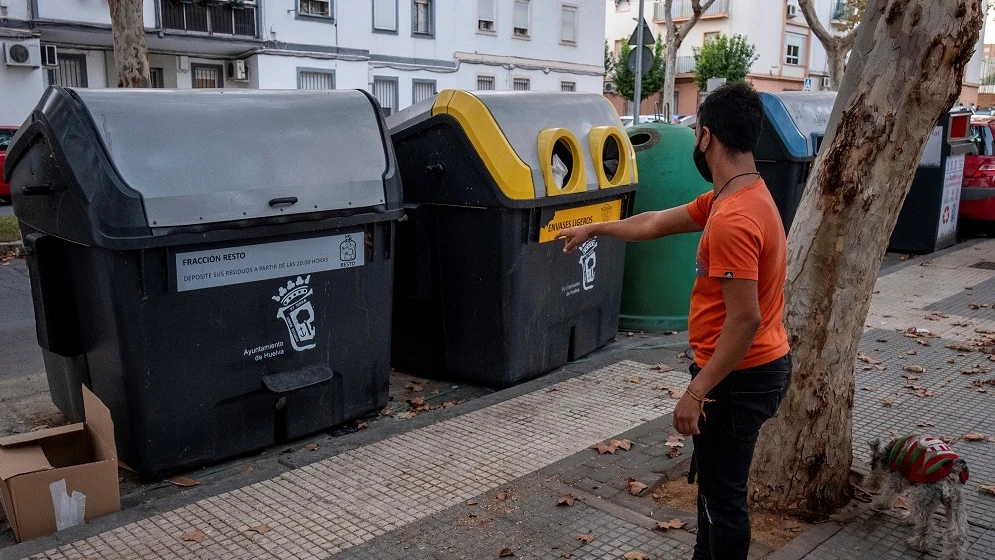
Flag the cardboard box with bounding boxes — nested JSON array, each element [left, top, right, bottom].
[[0, 386, 120, 542]]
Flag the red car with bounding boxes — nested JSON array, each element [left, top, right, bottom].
[[0, 126, 18, 199], [960, 117, 995, 222]]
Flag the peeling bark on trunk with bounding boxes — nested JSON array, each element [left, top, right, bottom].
[[108, 0, 151, 88], [749, 0, 983, 517]]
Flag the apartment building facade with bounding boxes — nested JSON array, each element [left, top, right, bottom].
[[0, 0, 606, 127], [605, 0, 987, 117]]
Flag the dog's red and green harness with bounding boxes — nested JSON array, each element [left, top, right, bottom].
[[887, 434, 970, 484]]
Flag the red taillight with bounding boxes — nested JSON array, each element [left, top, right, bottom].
[[974, 164, 995, 178]]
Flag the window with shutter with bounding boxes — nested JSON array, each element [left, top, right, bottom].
[[560, 4, 577, 44], [413, 80, 437, 103], [560, 81, 576, 92], [513, 0, 530, 38], [513, 77, 530, 91], [299, 70, 335, 90], [374, 0, 397, 32], [477, 0, 495, 31], [373, 76, 399, 116], [413, 0, 432, 35]]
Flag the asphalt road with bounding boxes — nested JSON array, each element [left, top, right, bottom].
[[0, 257, 44, 381], [0, 204, 12, 217]]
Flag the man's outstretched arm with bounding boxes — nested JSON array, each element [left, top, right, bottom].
[[556, 206, 703, 253]]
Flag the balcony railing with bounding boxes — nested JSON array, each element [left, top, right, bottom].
[[654, 0, 730, 22], [675, 55, 696, 74], [159, 1, 257, 37]]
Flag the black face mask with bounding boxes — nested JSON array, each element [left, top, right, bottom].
[[693, 142, 713, 184]]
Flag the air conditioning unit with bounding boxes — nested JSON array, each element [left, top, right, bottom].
[[40, 43, 58, 68], [822, 76, 831, 89], [226, 59, 248, 81], [786, 3, 798, 18], [604, 82, 617, 94], [3, 42, 40, 68]]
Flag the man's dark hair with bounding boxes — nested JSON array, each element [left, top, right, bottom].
[[696, 82, 763, 154]]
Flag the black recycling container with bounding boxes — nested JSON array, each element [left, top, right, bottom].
[[3, 87, 402, 476], [755, 91, 836, 232], [387, 90, 637, 388]]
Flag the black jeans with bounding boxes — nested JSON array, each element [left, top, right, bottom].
[[688, 354, 791, 560]]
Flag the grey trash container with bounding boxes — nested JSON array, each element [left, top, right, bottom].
[[3, 87, 402, 476]]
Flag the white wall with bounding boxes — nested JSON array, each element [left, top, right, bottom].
[[36, 0, 111, 25], [253, 54, 367, 89], [966, 0, 990, 86], [0, 38, 45, 126]]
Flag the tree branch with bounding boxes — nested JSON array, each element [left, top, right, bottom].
[[797, 0, 835, 47], [664, 0, 676, 38], [678, 0, 718, 42]]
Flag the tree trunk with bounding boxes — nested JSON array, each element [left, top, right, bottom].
[[108, 0, 151, 88], [662, 32, 679, 116], [826, 43, 847, 91], [748, 0, 983, 517]]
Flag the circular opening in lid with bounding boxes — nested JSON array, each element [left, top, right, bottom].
[[629, 132, 653, 146], [601, 135, 621, 183], [551, 138, 574, 189]]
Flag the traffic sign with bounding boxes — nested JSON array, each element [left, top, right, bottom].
[[628, 18, 655, 46], [627, 46, 654, 73], [803, 77, 813, 91]]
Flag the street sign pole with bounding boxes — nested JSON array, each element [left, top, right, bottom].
[[633, 0, 645, 124]]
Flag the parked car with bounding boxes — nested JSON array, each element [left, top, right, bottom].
[[0, 126, 18, 199], [959, 117, 995, 223], [619, 115, 667, 128]]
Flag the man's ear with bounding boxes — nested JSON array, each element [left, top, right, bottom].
[[697, 126, 710, 152]]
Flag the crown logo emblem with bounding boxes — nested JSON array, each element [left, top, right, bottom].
[[273, 276, 317, 352], [272, 275, 312, 306]]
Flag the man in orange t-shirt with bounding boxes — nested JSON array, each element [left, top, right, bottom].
[[558, 82, 790, 560]]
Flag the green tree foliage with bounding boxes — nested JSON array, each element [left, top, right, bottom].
[[609, 36, 665, 102], [692, 34, 759, 91]]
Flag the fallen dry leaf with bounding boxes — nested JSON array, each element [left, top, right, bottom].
[[677, 352, 688, 360], [405, 383, 423, 393], [862, 387, 877, 391], [980, 485, 995, 496], [893, 495, 910, 510], [380, 407, 394, 416], [592, 442, 616, 455], [356, 422, 369, 430], [962, 366, 988, 374], [652, 384, 669, 391], [408, 396, 426, 406], [561, 553, 573, 559], [495, 490, 511, 501], [576, 533, 594, 544], [903, 366, 925, 373], [667, 447, 682, 459], [669, 390, 684, 400], [240, 465, 255, 475], [917, 421, 936, 427], [467, 499, 479, 505], [623, 552, 651, 560], [858, 353, 881, 365], [246, 524, 270, 535], [914, 389, 933, 398], [916, 339, 931, 346], [656, 518, 686, 530], [882, 398, 894, 407], [442, 401, 458, 408], [874, 364, 887, 371], [628, 479, 648, 496], [396, 411, 418, 419], [557, 495, 576, 507], [614, 439, 633, 451], [304, 443, 319, 452], [964, 432, 987, 442], [947, 344, 974, 353], [499, 548, 515, 557], [624, 376, 643, 384], [167, 476, 200, 487], [949, 359, 958, 364], [902, 373, 920, 380], [651, 363, 674, 372], [665, 434, 685, 448], [182, 530, 207, 543]]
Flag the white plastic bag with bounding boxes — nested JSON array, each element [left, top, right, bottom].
[[551, 154, 569, 189], [49, 479, 86, 531]]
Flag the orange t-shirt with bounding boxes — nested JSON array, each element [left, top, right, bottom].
[[685, 179, 789, 369]]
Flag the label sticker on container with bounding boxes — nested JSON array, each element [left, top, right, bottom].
[[174, 233, 365, 292], [539, 200, 622, 243]]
